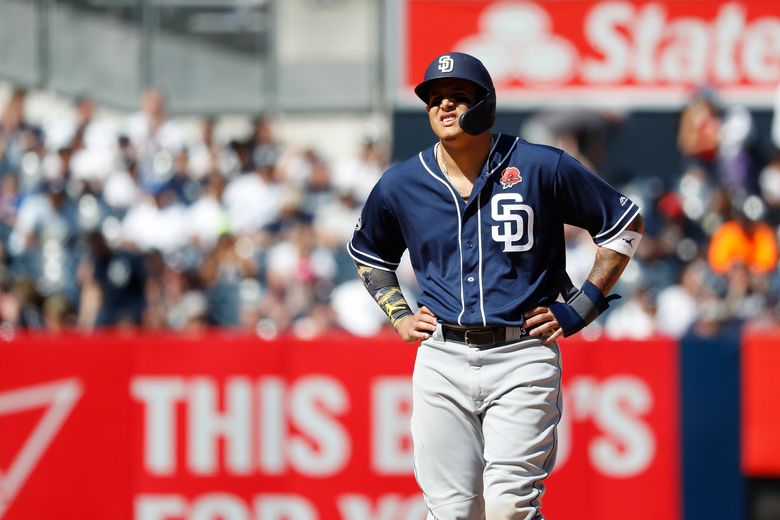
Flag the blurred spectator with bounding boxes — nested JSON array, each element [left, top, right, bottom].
[[655, 191, 703, 256], [332, 135, 388, 204], [772, 79, 780, 152], [164, 150, 201, 205], [314, 186, 360, 247], [103, 158, 143, 215], [707, 196, 778, 275], [42, 292, 73, 332], [0, 89, 31, 177], [722, 261, 771, 322], [718, 105, 762, 197], [0, 174, 20, 237], [675, 89, 723, 224], [683, 296, 740, 341], [187, 172, 228, 250], [140, 249, 167, 329], [761, 79, 780, 224], [9, 179, 77, 257], [121, 188, 188, 255], [78, 230, 147, 329], [126, 88, 184, 190], [228, 138, 253, 174], [200, 233, 256, 327], [167, 288, 208, 333], [299, 149, 336, 215], [68, 95, 97, 151], [142, 253, 206, 333], [261, 221, 336, 331], [655, 260, 708, 338], [699, 185, 735, 236], [250, 116, 284, 171], [677, 88, 721, 169], [188, 117, 218, 180], [331, 279, 388, 337], [46, 94, 117, 155], [222, 163, 285, 234], [604, 284, 656, 340], [10, 278, 45, 329], [676, 88, 764, 224], [16, 126, 49, 195], [759, 152, 780, 225], [522, 108, 622, 171]]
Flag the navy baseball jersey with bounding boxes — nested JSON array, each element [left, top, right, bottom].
[[348, 133, 640, 327]]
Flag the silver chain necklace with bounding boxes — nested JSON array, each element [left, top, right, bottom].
[[436, 135, 493, 179], [437, 143, 449, 178]]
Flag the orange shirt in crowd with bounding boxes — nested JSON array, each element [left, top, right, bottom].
[[708, 220, 779, 274]]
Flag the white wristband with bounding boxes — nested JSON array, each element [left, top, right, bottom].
[[601, 230, 642, 258]]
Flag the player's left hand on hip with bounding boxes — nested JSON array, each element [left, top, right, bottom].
[[548, 280, 621, 337], [522, 307, 564, 345]]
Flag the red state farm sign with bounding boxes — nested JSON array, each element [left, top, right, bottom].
[[403, 1, 780, 106]]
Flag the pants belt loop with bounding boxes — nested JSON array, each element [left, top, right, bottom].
[[432, 323, 443, 342]]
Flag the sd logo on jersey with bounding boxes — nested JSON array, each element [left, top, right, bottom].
[[499, 167, 522, 189], [491, 193, 534, 252]]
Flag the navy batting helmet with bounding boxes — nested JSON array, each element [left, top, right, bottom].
[[415, 52, 496, 136]]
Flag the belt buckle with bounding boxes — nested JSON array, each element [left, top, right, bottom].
[[464, 328, 495, 348]]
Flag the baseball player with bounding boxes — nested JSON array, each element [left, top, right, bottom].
[[349, 52, 644, 519]]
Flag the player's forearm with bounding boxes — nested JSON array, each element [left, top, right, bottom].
[[587, 214, 644, 294], [355, 261, 414, 326], [587, 247, 631, 295]]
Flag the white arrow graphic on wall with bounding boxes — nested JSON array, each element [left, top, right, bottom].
[[0, 379, 83, 519]]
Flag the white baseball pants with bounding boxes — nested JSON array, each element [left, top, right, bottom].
[[411, 325, 562, 520]]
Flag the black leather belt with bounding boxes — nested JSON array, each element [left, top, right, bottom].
[[441, 325, 527, 348]]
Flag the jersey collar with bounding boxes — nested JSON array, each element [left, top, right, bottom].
[[426, 133, 505, 182], [486, 133, 519, 178]]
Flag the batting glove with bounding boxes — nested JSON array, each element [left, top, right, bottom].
[[549, 280, 621, 337]]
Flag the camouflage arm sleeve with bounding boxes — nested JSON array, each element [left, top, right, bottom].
[[355, 262, 414, 326]]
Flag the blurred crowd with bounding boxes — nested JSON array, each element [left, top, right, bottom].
[[0, 87, 397, 338], [536, 85, 780, 341], [0, 85, 779, 341]]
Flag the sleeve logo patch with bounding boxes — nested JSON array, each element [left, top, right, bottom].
[[619, 196, 627, 206], [354, 216, 362, 231], [499, 167, 523, 189]]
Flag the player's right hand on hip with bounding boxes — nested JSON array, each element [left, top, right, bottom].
[[394, 306, 438, 344]]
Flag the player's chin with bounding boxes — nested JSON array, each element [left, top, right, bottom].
[[437, 128, 464, 142]]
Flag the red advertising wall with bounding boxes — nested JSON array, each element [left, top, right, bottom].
[[742, 328, 780, 476], [402, 1, 780, 105], [0, 334, 678, 520]]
